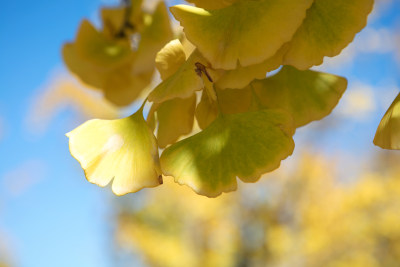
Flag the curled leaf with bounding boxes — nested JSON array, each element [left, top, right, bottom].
[[161, 110, 295, 197], [155, 39, 187, 80], [67, 110, 162, 195], [374, 93, 400, 150]]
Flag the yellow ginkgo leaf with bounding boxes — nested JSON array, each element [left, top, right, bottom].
[[252, 66, 347, 128], [215, 45, 288, 89], [283, 0, 374, 69], [67, 109, 162, 195], [196, 88, 253, 129], [103, 68, 153, 106], [62, 43, 104, 89], [161, 110, 295, 197], [185, 0, 239, 10], [75, 20, 133, 70], [155, 39, 187, 80], [156, 95, 197, 148], [374, 93, 400, 150], [101, 0, 143, 38], [132, 1, 173, 74], [148, 50, 210, 103], [170, 0, 313, 69]]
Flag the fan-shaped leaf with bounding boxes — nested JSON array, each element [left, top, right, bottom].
[[156, 39, 187, 80]]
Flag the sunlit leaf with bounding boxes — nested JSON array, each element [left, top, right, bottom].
[[252, 66, 347, 127], [132, 2, 173, 74], [161, 110, 295, 197], [283, 0, 374, 69], [374, 93, 400, 150], [215, 45, 288, 89], [156, 95, 197, 148], [66, 109, 162, 195], [148, 50, 209, 103], [171, 0, 313, 69], [184, 0, 239, 10], [155, 39, 187, 80]]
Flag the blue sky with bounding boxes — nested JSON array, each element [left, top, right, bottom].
[[0, 0, 399, 266]]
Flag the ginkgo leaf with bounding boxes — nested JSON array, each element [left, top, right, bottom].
[[148, 50, 209, 103], [155, 39, 187, 80], [132, 1, 173, 74], [156, 95, 197, 148], [170, 0, 313, 69], [62, 43, 104, 89], [66, 109, 162, 196], [215, 45, 288, 89], [75, 20, 133, 70], [252, 66, 347, 127], [103, 69, 153, 106], [283, 0, 374, 69], [101, 0, 143, 38], [185, 0, 239, 10], [161, 110, 295, 197], [196, 88, 253, 129], [373, 93, 400, 150]]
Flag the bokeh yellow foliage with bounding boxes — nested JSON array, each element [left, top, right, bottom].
[[114, 152, 400, 267]]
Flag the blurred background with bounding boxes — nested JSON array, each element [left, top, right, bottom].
[[0, 0, 400, 266]]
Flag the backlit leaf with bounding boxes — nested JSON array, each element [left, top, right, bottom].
[[184, 0, 239, 10], [283, 0, 374, 69], [155, 39, 187, 80], [67, 109, 162, 196], [374, 93, 400, 150], [170, 0, 313, 69], [161, 110, 295, 197], [252, 66, 347, 127]]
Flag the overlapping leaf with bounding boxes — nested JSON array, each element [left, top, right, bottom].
[[283, 0, 374, 69], [374, 93, 400, 150], [184, 0, 239, 10], [171, 0, 313, 69], [161, 110, 295, 197], [252, 66, 347, 127], [67, 109, 162, 195]]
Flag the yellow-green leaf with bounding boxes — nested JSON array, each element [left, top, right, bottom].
[[132, 1, 173, 74], [195, 91, 219, 129], [156, 95, 197, 148], [374, 93, 400, 150], [148, 50, 208, 103], [170, 0, 313, 69], [155, 39, 187, 80], [66, 109, 162, 196], [283, 0, 374, 69], [184, 0, 239, 10], [161, 110, 295, 197], [252, 66, 347, 127], [75, 20, 133, 70]]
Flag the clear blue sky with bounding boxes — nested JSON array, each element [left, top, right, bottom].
[[0, 1, 399, 266]]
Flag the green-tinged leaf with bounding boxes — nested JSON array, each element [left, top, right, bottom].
[[374, 93, 400, 150], [185, 0, 239, 10], [283, 0, 374, 69], [252, 66, 347, 127], [62, 43, 104, 89], [75, 20, 133, 70], [170, 0, 313, 69], [148, 50, 209, 103], [132, 1, 173, 74], [161, 110, 295, 197], [196, 88, 253, 129], [215, 45, 288, 89], [66, 109, 162, 196], [156, 39, 187, 80], [156, 95, 197, 148]]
